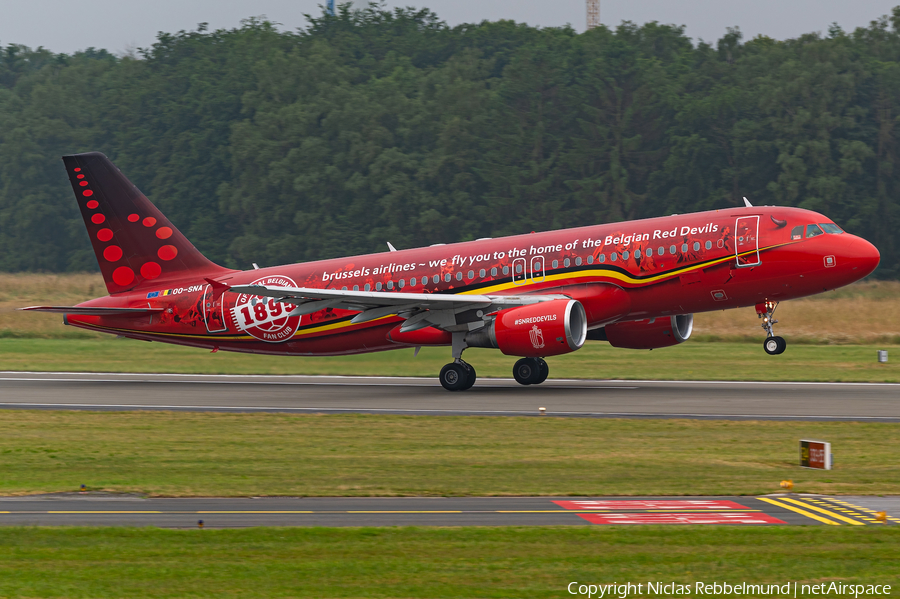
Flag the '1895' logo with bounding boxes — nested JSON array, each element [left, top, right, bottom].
[[231, 275, 301, 342]]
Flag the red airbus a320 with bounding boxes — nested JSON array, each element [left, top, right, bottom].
[[24, 153, 880, 390]]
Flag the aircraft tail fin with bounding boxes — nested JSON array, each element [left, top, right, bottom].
[[62, 152, 232, 294]]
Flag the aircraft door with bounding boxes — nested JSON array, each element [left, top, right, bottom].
[[202, 285, 228, 332], [512, 258, 527, 285], [735, 216, 760, 267], [530, 256, 545, 283]]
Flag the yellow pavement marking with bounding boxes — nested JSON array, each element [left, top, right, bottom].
[[757, 498, 839, 525], [195, 511, 313, 514], [781, 499, 865, 525], [47, 511, 162, 514], [346, 511, 462, 514]]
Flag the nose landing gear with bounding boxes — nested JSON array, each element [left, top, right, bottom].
[[756, 301, 786, 355], [513, 357, 549, 385]]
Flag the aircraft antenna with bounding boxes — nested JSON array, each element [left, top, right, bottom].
[[586, 0, 600, 29], [743, 197, 753, 208]]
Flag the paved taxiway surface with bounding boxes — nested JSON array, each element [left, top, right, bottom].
[[1, 495, 895, 528], [0, 372, 898, 420]]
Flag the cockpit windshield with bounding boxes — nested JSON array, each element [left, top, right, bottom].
[[806, 224, 824, 238], [820, 223, 844, 234]]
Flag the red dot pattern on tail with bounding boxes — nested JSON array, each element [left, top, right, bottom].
[[97, 228, 113, 242], [158, 245, 178, 261], [141, 262, 162, 279], [103, 246, 123, 262], [112, 267, 134, 286], [91, 214, 105, 224]]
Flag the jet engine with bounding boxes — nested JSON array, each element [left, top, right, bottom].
[[595, 314, 694, 350], [466, 299, 587, 357]]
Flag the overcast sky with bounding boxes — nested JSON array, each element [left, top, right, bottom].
[[2, 0, 899, 55]]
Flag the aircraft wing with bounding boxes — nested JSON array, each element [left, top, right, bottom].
[[20, 306, 164, 316], [228, 284, 566, 332]]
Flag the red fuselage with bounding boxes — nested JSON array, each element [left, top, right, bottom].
[[64, 205, 880, 355]]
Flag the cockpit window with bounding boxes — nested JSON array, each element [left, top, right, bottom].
[[790, 225, 803, 241], [806, 224, 824, 238], [820, 223, 844, 234]]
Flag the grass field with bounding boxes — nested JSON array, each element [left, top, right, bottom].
[[0, 527, 896, 598], [2, 411, 897, 497], [1, 338, 898, 382]]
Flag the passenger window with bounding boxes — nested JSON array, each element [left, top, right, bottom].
[[353, 285, 359, 291], [599, 254, 606, 263], [480, 269, 486, 277], [705, 241, 712, 250], [806, 224, 824, 238], [409, 278, 416, 287], [399, 279, 405, 288], [611, 253, 618, 262], [681, 243, 688, 252], [375, 282, 382, 291], [491, 267, 497, 276], [693, 242, 700, 251], [421, 276, 428, 285], [820, 223, 844, 234], [790, 225, 803, 240], [444, 273, 451, 282], [503, 266, 509, 275], [469, 269, 476, 278], [342, 286, 348, 291], [386, 281, 393, 290], [634, 250, 641, 259], [587, 255, 594, 264], [622, 251, 629, 260], [433, 274, 439, 284], [669, 245, 676, 254], [552, 260, 559, 268], [646, 248, 653, 257], [564, 258, 571, 267], [456, 271, 463, 281], [575, 257, 582, 266], [364, 283, 371, 291]]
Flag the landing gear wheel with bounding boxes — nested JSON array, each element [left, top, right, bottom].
[[460, 363, 477, 391], [763, 336, 786, 355], [440, 362, 469, 391], [534, 358, 549, 385], [513, 358, 543, 386]]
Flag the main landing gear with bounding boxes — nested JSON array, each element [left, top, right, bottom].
[[439, 333, 478, 391], [437, 333, 550, 390], [756, 301, 787, 355], [513, 357, 549, 386], [439, 361, 477, 391]]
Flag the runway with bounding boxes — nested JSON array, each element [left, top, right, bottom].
[[0, 494, 895, 527], [0, 372, 898, 421]]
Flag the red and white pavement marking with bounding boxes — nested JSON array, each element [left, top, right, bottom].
[[578, 512, 786, 525], [554, 499, 750, 511]]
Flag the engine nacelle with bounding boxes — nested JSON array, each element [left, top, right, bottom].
[[466, 299, 587, 357], [600, 314, 693, 350]]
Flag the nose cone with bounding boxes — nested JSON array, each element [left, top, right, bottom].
[[844, 235, 880, 279]]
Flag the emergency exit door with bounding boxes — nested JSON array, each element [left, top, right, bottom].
[[735, 215, 760, 267]]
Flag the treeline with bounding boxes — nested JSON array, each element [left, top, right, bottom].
[[2, 6, 900, 277]]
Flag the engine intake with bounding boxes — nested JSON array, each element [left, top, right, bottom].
[[467, 299, 587, 357], [599, 314, 693, 350]]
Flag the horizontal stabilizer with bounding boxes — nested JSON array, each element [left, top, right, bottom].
[[19, 306, 164, 316]]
